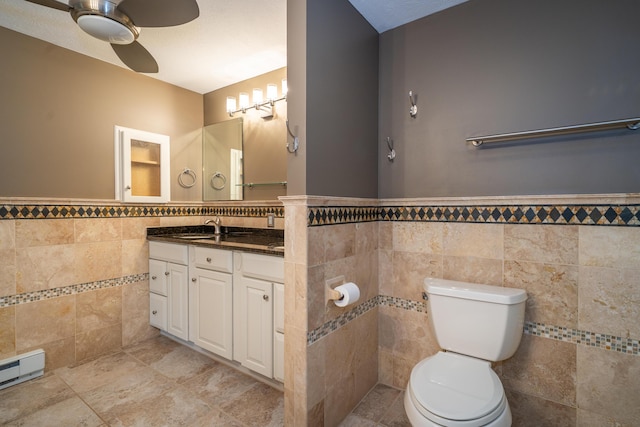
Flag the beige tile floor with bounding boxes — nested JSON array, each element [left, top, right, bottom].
[[0, 334, 409, 427], [339, 384, 411, 427], [0, 335, 284, 426]]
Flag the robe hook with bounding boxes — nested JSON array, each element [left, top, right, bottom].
[[409, 91, 417, 118], [286, 120, 299, 153], [386, 137, 396, 161]]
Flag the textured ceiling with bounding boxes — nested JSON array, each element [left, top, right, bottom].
[[348, 0, 468, 33], [0, 0, 466, 94]]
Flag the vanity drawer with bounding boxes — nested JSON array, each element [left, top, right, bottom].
[[149, 242, 188, 265], [193, 246, 233, 273], [149, 293, 167, 331], [237, 252, 284, 283]]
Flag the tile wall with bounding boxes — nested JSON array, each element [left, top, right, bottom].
[[2, 195, 638, 426], [282, 197, 380, 426], [283, 195, 640, 427], [0, 199, 284, 372]]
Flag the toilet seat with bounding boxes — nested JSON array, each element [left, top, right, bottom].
[[408, 352, 506, 426]]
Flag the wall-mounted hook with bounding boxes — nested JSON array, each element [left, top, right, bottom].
[[286, 120, 299, 153], [409, 90, 417, 118], [386, 137, 396, 161]]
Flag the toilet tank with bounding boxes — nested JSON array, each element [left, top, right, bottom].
[[425, 278, 527, 362]]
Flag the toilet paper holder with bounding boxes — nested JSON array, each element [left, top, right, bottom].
[[325, 277, 361, 308], [326, 276, 346, 302]]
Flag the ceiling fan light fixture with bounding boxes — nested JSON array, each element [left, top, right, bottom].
[[77, 15, 136, 44]]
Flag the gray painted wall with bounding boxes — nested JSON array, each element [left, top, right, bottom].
[[379, 0, 640, 198], [304, 0, 379, 198]]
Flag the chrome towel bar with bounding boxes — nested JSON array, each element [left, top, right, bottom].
[[467, 117, 640, 147]]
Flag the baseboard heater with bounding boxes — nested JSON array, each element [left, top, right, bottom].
[[0, 349, 45, 391]]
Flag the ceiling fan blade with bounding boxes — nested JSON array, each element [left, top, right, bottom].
[[24, 0, 70, 12], [116, 0, 199, 27], [111, 41, 159, 73]]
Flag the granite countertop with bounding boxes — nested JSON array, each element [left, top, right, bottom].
[[146, 225, 284, 257]]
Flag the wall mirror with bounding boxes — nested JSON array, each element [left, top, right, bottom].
[[203, 118, 244, 201], [202, 67, 288, 202]]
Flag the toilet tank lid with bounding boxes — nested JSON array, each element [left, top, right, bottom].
[[424, 278, 527, 304]]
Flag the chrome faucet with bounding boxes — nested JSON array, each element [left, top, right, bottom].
[[204, 216, 222, 235]]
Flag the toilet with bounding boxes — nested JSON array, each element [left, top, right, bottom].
[[404, 278, 527, 427]]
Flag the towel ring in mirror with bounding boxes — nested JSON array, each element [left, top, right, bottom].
[[210, 172, 227, 190]]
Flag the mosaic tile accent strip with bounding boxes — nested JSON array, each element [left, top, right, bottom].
[[378, 295, 428, 312], [308, 204, 640, 227], [307, 296, 379, 345], [0, 204, 283, 220], [524, 321, 639, 356], [0, 273, 148, 308], [308, 295, 640, 356]]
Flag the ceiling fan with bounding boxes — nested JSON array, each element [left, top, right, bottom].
[[24, 0, 199, 73]]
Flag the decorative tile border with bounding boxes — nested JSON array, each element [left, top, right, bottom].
[[208, 206, 284, 218], [307, 296, 379, 345], [0, 273, 148, 308], [307, 206, 379, 226], [524, 321, 639, 355], [307, 295, 639, 356], [378, 295, 428, 312], [0, 204, 283, 220], [308, 204, 640, 226]]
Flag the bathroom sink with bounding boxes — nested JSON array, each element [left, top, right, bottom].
[[170, 233, 219, 240]]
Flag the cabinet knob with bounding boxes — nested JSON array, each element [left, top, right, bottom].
[[206, 257, 212, 263], [151, 275, 157, 280], [125, 185, 131, 190], [165, 271, 170, 276], [263, 294, 269, 301], [152, 310, 158, 315], [192, 278, 197, 282]]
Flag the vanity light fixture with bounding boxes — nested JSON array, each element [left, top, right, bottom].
[[226, 96, 237, 114], [239, 92, 250, 112], [267, 84, 278, 101], [227, 79, 288, 119], [253, 88, 263, 105]]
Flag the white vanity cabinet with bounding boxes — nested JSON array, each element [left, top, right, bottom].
[[233, 251, 284, 379], [188, 246, 234, 359], [148, 239, 284, 383], [148, 242, 189, 340]]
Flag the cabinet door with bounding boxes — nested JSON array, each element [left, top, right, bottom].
[[149, 259, 168, 296], [274, 282, 284, 334], [273, 331, 284, 383], [234, 275, 273, 378], [115, 125, 170, 203], [189, 268, 233, 359], [167, 262, 189, 340]]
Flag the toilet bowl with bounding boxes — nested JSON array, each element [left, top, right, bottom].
[[404, 278, 527, 427], [404, 352, 510, 426]]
